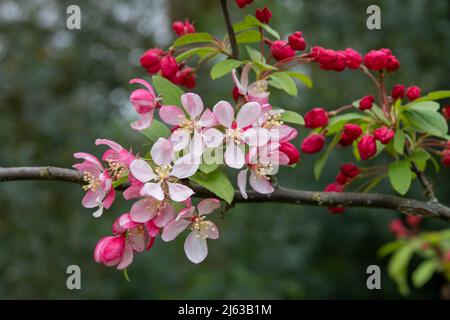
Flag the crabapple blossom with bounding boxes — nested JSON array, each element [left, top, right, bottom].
[[374, 127, 395, 145], [359, 95, 375, 111], [129, 138, 198, 202], [270, 40, 296, 61], [160, 55, 178, 79], [172, 19, 195, 36], [304, 108, 328, 128], [279, 142, 300, 165], [340, 124, 362, 146], [140, 48, 163, 74], [213, 100, 270, 168], [358, 135, 377, 160], [391, 84, 405, 100], [129, 78, 159, 130], [406, 85, 421, 101], [288, 31, 306, 51], [343, 48, 362, 69], [73, 152, 115, 218], [162, 198, 220, 263], [301, 133, 325, 154], [232, 64, 270, 109], [258, 109, 298, 143], [95, 139, 135, 179]]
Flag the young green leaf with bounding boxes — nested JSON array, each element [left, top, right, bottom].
[[198, 163, 219, 174], [388, 244, 414, 295], [388, 160, 412, 195], [269, 73, 297, 97], [414, 90, 450, 102], [246, 45, 265, 63], [412, 260, 437, 288], [175, 47, 219, 62], [403, 108, 448, 138], [393, 130, 406, 155], [189, 170, 234, 204], [140, 119, 171, 142], [377, 240, 407, 258], [152, 75, 184, 106], [233, 15, 280, 39], [403, 101, 440, 112], [284, 71, 313, 88], [314, 134, 340, 180], [235, 30, 261, 44], [210, 59, 243, 80], [172, 32, 214, 47], [280, 110, 304, 125]]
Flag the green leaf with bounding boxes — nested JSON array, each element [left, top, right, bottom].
[[113, 175, 128, 188], [408, 149, 430, 162], [362, 175, 385, 193], [235, 30, 261, 44], [388, 160, 412, 195], [269, 73, 297, 97], [377, 240, 406, 257], [246, 45, 265, 63], [412, 260, 437, 288], [233, 15, 280, 39], [189, 170, 234, 204], [326, 113, 366, 135], [403, 101, 440, 112], [352, 100, 390, 125], [403, 108, 448, 138], [415, 90, 450, 102], [140, 119, 171, 142], [314, 134, 340, 180], [280, 110, 304, 125], [199, 163, 219, 174], [172, 32, 214, 47], [284, 71, 313, 88], [388, 244, 414, 295], [210, 59, 243, 80], [252, 59, 278, 72], [393, 130, 406, 155], [152, 75, 184, 106], [175, 47, 219, 62]]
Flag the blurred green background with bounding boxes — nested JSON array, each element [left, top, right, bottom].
[[1, 0, 450, 299]]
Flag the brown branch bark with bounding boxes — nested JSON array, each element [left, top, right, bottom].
[[220, 0, 239, 60], [1, 166, 450, 222]]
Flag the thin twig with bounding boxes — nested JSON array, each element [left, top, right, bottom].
[[220, 0, 239, 60]]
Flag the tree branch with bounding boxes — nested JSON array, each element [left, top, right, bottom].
[[220, 0, 239, 60], [1, 166, 450, 222]]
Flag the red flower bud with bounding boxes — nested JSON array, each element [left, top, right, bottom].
[[441, 150, 450, 167], [406, 85, 421, 101], [235, 0, 253, 9], [304, 107, 329, 128], [358, 135, 377, 160], [279, 142, 300, 165], [232, 86, 241, 102], [329, 206, 345, 214], [270, 40, 296, 61], [177, 67, 196, 89], [442, 105, 450, 121], [335, 172, 349, 185], [140, 48, 163, 74], [255, 6, 272, 24], [301, 134, 325, 154], [386, 55, 400, 72], [340, 123, 363, 146], [172, 20, 195, 36], [324, 182, 344, 193], [309, 46, 323, 60], [374, 126, 394, 145], [340, 163, 360, 178], [406, 215, 422, 228], [363, 49, 389, 71], [288, 31, 306, 51], [343, 48, 362, 69], [391, 84, 405, 100], [359, 95, 375, 111], [160, 55, 178, 79], [389, 219, 409, 238]]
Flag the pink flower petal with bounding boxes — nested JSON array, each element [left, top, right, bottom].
[[249, 170, 274, 194], [213, 101, 234, 128], [184, 231, 208, 264], [207, 221, 219, 240], [130, 159, 155, 182], [127, 228, 148, 253], [237, 169, 248, 199], [197, 198, 221, 216], [73, 152, 103, 169], [170, 129, 191, 152], [116, 242, 134, 270], [129, 78, 155, 96], [167, 182, 194, 202], [151, 138, 173, 166], [242, 127, 270, 147], [171, 153, 199, 179], [161, 219, 191, 242], [202, 128, 224, 148], [153, 203, 176, 228], [131, 110, 154, 131], [278, 125, 298, 143], [141, 182, 165, 201], [95, 139, 123, 152], [199, 109, 218, 127], [102, 188, 115, 209], [130, 198, 158, 223], [82, 190, 101, 208], [181, 93, 204, 119], [159, 105, 185, 126], [236, 102, 261, 128], [224, 142, 245, 169]]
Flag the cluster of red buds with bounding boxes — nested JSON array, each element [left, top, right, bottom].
[[235, 0, 253, 9], [323, 163, 361, 214], [266, 31, 307, 62], [389, 216, 422, 238], [255, 6, 272, 24], [309, 47, 362, 71], [301, 108, 328, 153], [363, 48, 400, 72], [172, 19, 196, 36], [390, 84, 421, 101]]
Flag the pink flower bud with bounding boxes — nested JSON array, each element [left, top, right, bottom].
[[340, 124, 362, 146], [255, 6, 272, 24], [232, 86, 241, 102], [391, 84, 405, 100], [172, 67, 196, 89], [140, 48, 163, 74], [359, 95, 375, 111], [442, 105, 450, 121], [386, 55, 400, 72], [358, 135, 377, 160], [301, 134, 325, 154], [343, 48, 362, 69], [389, 219, 409, 237], [129, 89, 156, 114], [406, 85, 421, 101], [270, 40, 296, 61], [172, 20, 196, 36], [340, 163, 360, 178], [324, 182, 344, 192], [374, 126, 395, 145], [279, 142, 300, 165], [304, 107, 329, 128], [406, 215, 422, 229], [335, 172, 349, 185], [235, 0, 253, 9], [288, 31, 306, 51], [160, 55, 178, 79], [363, 49, 389, 71], [94, 235, 126, 267]]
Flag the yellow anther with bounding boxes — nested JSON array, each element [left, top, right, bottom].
[[82, 171, 101, 191]]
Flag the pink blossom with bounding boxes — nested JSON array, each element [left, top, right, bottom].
[[129, 138, 198, 202], [213, 100, 270, 168], [232, 64, 271, 109], [162, 198, 220, 264], [259, 110, 298, 143], [129, 78, 158, 131], [73, 152, 115, 218], [159, 93, 223, 155], [95, 139, 135, 178]]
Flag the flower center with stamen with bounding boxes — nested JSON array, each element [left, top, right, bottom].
[[82, 172, 101, 191], [179, 118, 194, 133], [255, 163, 273, 179], [227, 128, 243, 144], [155, 165, 172, 181], [263, 113, 283, 128], [106, 159, 127, 180], [254, 80, 268, 93], [191, 215, 215, 240]]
